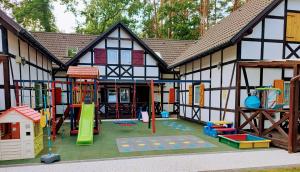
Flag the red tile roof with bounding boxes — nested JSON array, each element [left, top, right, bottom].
[[0, 106, 41, 122], [67, 66, 99, 79]]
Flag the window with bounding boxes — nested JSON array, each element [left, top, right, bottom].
[[94, 48, 107, 65], [284, 82, 290, 107], [194, 85, 200, 105], [286, 12, 300, 42], [0, 123, 20, 140], [108, 89, 117, 103], [35, 83, 42, 108], [35, 83, 48, 108], [132, 50, 144, 66], [120, 88, 130, 103], [67, 47, 78, 58], [107, 49, 118, 64], [121, 50, 131, 65]]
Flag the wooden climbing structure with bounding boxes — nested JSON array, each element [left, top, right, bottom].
[[235, 61, 300, 153]]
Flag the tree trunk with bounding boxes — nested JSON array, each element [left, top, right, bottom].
[[199, 0, 209, 37]]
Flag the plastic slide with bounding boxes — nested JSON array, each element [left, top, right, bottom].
[[76, 103, 95, 145]]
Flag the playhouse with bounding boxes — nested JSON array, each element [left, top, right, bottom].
[[0, 106, 43, 160]]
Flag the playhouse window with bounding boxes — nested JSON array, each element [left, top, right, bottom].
[[108, 89, 117, 103], [194, 85, 200, 105], [121, 50, 131, 65], [0, 123, 20, 140], [120, 88, 130, 103], [107, 49, 118, 64]]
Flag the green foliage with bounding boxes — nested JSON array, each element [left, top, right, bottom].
[[157, 1, 200, 40], [1, 0, 237, 39], [209, 0, 232, 26], [71, 0, 143, 35], [1, 0, 57, 32], [67, 47, 78, 58]]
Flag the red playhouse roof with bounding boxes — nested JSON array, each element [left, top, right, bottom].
[[0, 106, 41, 122], [67, 66, 99, 79]]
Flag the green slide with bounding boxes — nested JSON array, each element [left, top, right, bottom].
[[76, 103, 95, 145]]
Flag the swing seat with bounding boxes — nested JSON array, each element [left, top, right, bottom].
[[161, 111, 169, 118]]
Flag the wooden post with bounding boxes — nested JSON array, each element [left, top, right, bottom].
[[288, 65, 300, 153], [235, 62, 241, 129], [151, 80, 156, 134], [0, 55, 11, 109], [51, 81, 56, 141]]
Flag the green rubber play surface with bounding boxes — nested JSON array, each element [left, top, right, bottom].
[[116, 135, 216, 152], [0, 119, 241, 166]]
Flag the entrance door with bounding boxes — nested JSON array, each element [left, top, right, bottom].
[[136, 86, 149, 110]]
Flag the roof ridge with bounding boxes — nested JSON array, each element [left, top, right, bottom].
[[32, 31, 97, 36]]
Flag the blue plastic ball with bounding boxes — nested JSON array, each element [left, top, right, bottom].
[[244, 96, 260, 109]]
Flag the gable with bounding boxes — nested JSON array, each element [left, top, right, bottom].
[[66, 22, 168, 70], [72, 25, 163, 79], [240, 0, 300, 60]]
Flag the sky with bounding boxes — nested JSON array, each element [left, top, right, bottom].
[[52, 2, 82, 33]]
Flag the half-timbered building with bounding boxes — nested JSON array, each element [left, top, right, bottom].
[[33, 23, 195, 118], [170, 0, 300, 152], [0, 9, 64, 112]]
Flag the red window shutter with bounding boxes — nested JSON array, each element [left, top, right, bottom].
[[169, 88, 175, 104], [132, 50, 144, 66], [94, 48, 107, 65]]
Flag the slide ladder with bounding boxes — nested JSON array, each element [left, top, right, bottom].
[[76, 103, 95, 145]]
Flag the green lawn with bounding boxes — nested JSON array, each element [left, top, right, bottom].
[[0, 119, 245, 166]]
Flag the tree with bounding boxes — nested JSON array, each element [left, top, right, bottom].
[[2, 0, 57, 32], [199, 0, 209, 36], [66, 0, 143, 35], [62, 0, 236, 40], [233, 0, 249, 12]]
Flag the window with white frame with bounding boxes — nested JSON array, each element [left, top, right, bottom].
[[108, 89, 117, 103], [194, 85, 200, 105], [120, 88, 130, 103], [121, 50, 132, 65], [107, 49, 118, 64]]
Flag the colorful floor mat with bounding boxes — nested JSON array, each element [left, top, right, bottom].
[[116, 135, 216, 153], [162, 121, 193, 131]]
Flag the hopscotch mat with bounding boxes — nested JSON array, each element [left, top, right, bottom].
[[116, 135, 216, 153]]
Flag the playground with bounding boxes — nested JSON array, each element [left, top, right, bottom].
[[0, 119, 246, 166]]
